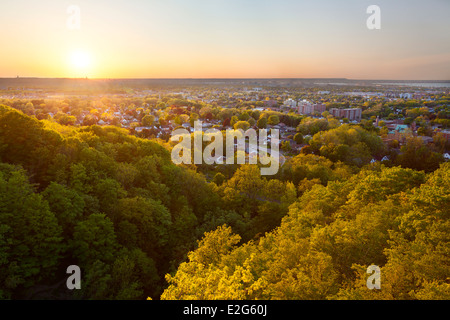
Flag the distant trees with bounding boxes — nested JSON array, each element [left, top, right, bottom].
[[156, 101, 166, 109], [267, 115, 280, 126], [251, 110, 261, 120], [54, 112, 76, 126], [310, 124, 384, 166], [406, 107, 430, 119], [212, 172, 225, 186], [296, 117, 339, 136], [83, 114, 97, 126], [142, 115, 155, 127], [256, 117, 267, 129], [230, 116, 239, 128], [433, 132, 450, 153], [294, 132, 303, 144], [218, 109, 233, 122], [189, 113, 199, 127], [280, 153, 353, 186], [238, 112, 250, 121], [222, 117, 231, 127], [394, 136, 444, 172], [281, 140, 291, 152], [297, 117, 327, 135], [199, 106, 214, 120], [22, 102, 35, 116], [234, 121, 250, 131]]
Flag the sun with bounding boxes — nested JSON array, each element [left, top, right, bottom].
[[70, 50, 90, 69], [68, 50, 92, 76]]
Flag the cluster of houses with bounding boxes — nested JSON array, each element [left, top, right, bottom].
[[381, 117, 450, 146], [3, 84, 448, 158]]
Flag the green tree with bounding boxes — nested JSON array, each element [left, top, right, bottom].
[[395, 136, 444, 172], [239, 112, 250, 121], [234, 121, 250, 131], [281, 140, 292, 152], [190, 113, 199, 127], [42, 182, 85, 235], [230, 116, 239, 127], [54, 112, 76, 126], [257, 117, 267, 129], [71, 213, 118, 266], [0, 167, 63, 297], [294, 132, 303, 144], [213, 172, 226, 186], [142, 114, 155, 127], [116, 197, 172, 253], [267, 115, 280, 126]]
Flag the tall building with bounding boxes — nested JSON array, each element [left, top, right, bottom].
[[298, 100, 326, 115], [312, 103, 326, 115], [330, 108, 362, 121], [283, 98, 297, 109], [283, 99, 326, 115]]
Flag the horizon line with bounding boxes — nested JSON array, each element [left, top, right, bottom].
[[1, 77, 450, 82]]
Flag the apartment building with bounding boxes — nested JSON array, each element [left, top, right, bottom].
[[330, 108, 362, 121]]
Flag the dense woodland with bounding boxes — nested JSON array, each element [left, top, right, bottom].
[[0, 102, 448, 300]]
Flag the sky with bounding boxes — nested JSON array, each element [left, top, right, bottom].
[[0, 0, 449, 80]]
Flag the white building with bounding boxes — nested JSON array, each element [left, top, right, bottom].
[[283, 98, 297, 108], [399, 93, 413, 99]]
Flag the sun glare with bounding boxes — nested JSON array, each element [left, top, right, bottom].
[[69, 50, 92, 76]]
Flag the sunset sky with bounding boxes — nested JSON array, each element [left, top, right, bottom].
[[0, 0, 449, 79]]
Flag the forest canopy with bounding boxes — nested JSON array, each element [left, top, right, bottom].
[[0, 104, 448, 300], [162, 163, 450, 300]]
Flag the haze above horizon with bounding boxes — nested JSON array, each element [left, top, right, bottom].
[[0, 0, 449, 80]]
